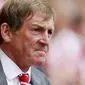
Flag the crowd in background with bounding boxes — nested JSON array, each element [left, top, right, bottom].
[[1, 0, 85, 85]]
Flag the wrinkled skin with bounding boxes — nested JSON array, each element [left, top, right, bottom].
[[1, 10, 54, 72]]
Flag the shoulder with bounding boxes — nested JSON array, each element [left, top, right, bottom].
[[31, 66, 50, 85]]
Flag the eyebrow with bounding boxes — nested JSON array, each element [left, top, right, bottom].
[[32, 22, 55, 31], [32, 23, 46, 28]]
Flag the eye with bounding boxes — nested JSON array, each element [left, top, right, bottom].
[[34, 28, 40, 32], [48, 29, 53, 35], [31, 27, 42, 35]]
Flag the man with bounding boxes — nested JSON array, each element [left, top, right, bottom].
[[0, 0, 55, 85]]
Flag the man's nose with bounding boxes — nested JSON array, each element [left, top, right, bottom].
[[39, 32, 50, 46]]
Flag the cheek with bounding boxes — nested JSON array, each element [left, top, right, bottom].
[[23, 32, 40, 54], [23, 36, 36, 54]]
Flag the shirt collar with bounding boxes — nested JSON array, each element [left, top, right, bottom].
[[0, 49, 31, 82]]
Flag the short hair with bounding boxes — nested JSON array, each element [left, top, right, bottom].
[[0, 0, 55, 44]]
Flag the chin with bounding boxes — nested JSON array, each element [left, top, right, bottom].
[[38, 57, 46, 65], [35, 57, 46, 66]]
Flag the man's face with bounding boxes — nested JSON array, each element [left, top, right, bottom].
[[11, 10, 54, 68]]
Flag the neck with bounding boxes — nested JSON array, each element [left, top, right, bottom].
[[0, 43, 30, 72]]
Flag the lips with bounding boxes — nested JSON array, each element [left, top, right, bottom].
[[37, 50, 46, 54], [35, 46, 49, 56], [36, 49, 47, 53], [35, 49, 47, 56]]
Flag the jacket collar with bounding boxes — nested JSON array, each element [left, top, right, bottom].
[[31, 67, 41, 85], [0, 61, 8, 85]]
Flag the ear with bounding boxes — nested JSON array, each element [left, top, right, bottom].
[[0, 23, 12, 43]]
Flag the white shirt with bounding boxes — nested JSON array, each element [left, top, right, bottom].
[[0, 49, 32, 85]]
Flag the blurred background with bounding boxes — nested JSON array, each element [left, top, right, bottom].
[[1, 0, 85, 85], [43, 0, 85, 85]]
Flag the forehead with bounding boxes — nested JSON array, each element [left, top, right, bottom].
[[25, 10, 55, 30]]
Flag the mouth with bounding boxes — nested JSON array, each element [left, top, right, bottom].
[[38, 50, 46, 54], [36, 50, 47, 56]]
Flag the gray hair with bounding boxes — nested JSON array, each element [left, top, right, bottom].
[[0, 0, 55, 44]]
